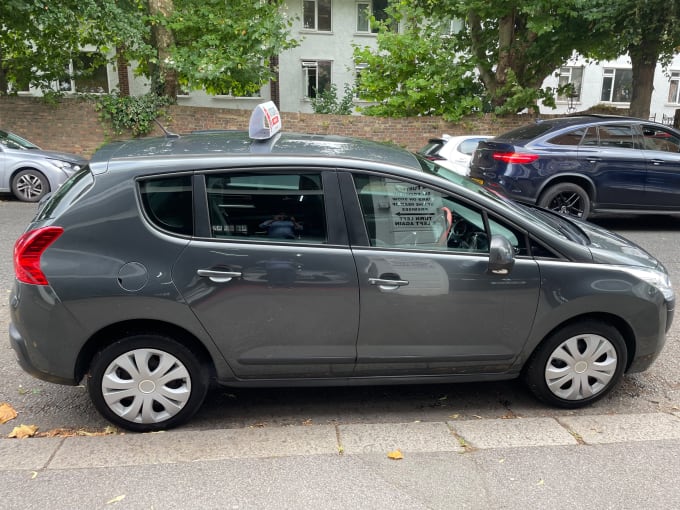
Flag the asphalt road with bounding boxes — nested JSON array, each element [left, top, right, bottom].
[[2, 194, 680, 436]]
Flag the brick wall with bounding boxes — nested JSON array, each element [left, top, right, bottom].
[[1, 96, 549, 158]]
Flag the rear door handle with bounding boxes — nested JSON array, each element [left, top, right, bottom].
[[197, 269, 242, 283], [586, 157, 601, 163], [368, 278, 409, 291], [649, 159, 664, 166]]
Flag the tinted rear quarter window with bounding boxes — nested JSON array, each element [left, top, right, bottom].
[[139, 176, 193, 236]]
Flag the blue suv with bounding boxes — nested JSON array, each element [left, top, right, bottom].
[[469, 115, 680, 220]]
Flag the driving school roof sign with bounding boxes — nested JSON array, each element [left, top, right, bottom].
[[249, 101, 282, 140]]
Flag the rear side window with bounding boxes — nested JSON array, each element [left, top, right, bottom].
[[548, 128, 585, 146], [206, 172, 327, 243], [139, 175, 193, 236]]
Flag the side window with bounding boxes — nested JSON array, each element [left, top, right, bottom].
[[597, 124, 635, 149], [353, 174, 490, 252], [139, 176, 193, 236], [206, 172, 327, 243], [488, 216, 528, 257], [548, 128, 585, 146], [641, 125, 680, 153], [581, 127, 598, 146]]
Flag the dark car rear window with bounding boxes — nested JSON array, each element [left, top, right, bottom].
[[419, 139, 445, 157], [496, 123, 554, 143]]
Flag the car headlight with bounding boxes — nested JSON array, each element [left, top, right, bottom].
[[621, 266, 675, 302], [47, 159, 81, 173]]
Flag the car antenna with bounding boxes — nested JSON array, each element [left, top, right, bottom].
[[154, 118, 180, 139]]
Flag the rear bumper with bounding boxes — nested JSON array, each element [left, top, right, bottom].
[[9, 321, 76, 385]]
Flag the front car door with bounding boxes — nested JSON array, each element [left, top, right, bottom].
[[340, 171, 541, 377], [639, 123, 680, 209], [170, 169, 360, 379]]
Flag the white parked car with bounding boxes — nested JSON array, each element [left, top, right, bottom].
[[418, 134, 492, 177]]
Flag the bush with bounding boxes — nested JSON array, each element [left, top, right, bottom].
[[95, 93, 173, 137]]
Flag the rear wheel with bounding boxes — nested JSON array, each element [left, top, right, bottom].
[[87, 334, 209, 432], [538, 182, 590, 220], [523, 321, 627, 408], [11, 169, 49, 202]]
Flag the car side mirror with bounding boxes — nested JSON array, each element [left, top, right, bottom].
[[487, 234, 515, 275]]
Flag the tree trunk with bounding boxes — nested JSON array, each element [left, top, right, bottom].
[[148, 0, 178, 99], [628, 46, 659, 120]]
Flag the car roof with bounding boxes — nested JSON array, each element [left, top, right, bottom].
[[91, 131, 421, 170]]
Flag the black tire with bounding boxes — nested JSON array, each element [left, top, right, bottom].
[[87, 334, 209, 432], [538, 182, 590, 220], [523, 321, 627, 408], [11, 169, 49, 202]]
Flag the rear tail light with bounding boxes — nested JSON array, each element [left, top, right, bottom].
[[492, 152, 539, 164], [14, 227, 63, 285]]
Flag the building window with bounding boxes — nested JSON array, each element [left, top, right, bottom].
[[57, 52, 109, 94], [601, 68, 632, 103], [354, 62, 368, 98], [302, 60, 331, 98], [669, 71, 680, 104], [303, 0, 331, 31], [356, 0, 391, 33], [557, 66, 583, 102]]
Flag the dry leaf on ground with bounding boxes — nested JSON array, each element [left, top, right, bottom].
[[387, 449, 404, 460], [0, 403, 18, 424], [8, 424, 39, 439]]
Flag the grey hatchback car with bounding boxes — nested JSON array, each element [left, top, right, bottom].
[[9, 105, 675, 431], [0, 129, 88, 202]]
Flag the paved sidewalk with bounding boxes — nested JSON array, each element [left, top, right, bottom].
[[3, 412, 680, 510], [2, 411, 680, 471]]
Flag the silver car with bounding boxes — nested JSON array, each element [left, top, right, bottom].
[[0, 129, 88, 202], [9, 107, 675, 431]]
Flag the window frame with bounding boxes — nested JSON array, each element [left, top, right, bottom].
[[302, 60, 332, 99], [302, 0, 332, 32], [600, 68, 633, 103], [557, 66, 584, 102], [56, 51, 110, 94], [668, 71, 680, 105]]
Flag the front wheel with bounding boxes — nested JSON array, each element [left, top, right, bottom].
[[523, 321, 627, 408], [11, 169, 49, 202], [538, 182, 590, 220], [87, 334, 209, 432]]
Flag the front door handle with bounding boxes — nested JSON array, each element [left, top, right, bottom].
[[368, 277, 409, 291], [649, 159, 664, 166], [197, 269, 242, 283]]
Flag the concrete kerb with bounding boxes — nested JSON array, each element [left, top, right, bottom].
[[1, 412, 680, 472]]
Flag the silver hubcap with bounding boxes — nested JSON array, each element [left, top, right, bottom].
[[545, 334, 618, 400], [102, 348, 192, 424], [16, 174, 44, 200]]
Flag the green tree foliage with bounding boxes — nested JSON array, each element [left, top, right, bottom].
[[163, 0, 298, 97], [353, 5, 484, 120], [0, 0, 150, 95], [310, 83, 355, 115], [584, 0, 680, 119], [355, 0, 601, 116]]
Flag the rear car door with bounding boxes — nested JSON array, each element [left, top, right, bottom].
[[170, 169, 360, 379], [577, 124, 646, 208], [640, 124, 680, 209], [339, 171, 540, 376]]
